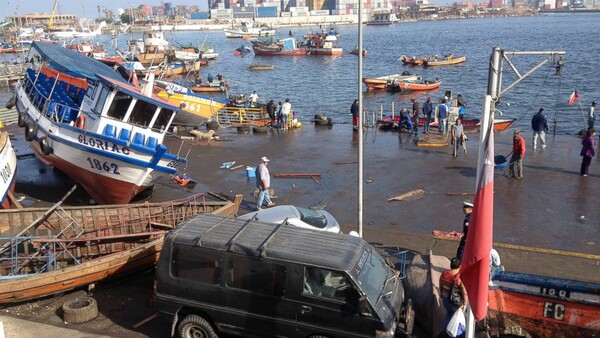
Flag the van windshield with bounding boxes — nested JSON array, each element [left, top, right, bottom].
[[353, 248, 389, 305]]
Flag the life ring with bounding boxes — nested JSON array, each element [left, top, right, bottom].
[[24, 121, 36, 142], [75, 114, 86, 129], [39, 136, 51, 155], [18, 112, 27, 128]]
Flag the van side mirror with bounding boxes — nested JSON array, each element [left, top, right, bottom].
[[358, 296, 372, 317]]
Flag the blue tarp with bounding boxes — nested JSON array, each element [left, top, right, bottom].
[[31, 41, 126, 84]]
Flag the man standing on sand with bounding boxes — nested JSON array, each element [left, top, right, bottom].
[[437, 98, 449, 135], [422, 97, 433, 134], [457, 94, 467, 121], [281, 98, 292, 130], [531, 108, 549, 149], [411, 98, 420, 134], [509, 130, 527, 179], [266, 100, 276, 128], [351, 99, 359, 131], [255, 156, 275, 210]]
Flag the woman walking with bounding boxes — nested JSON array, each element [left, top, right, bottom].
[[580, 128, 595, 176]]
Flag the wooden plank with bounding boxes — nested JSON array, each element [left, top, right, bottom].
[[387, 189, 426, 202], [273, 173, 322, 178], [31, 231, 165, 243], [7, 191, 23, 209]]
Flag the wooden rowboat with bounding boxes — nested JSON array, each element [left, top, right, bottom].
[[417, 117, 516, 132], [0, 193, 242, 304], [487, 270, 600, 338], [424, 55, 467, 67], [399, 55, 427, 66], [386, 79, 441, 92], [362, 74, 421, 90], [248, 64, 275, 71]]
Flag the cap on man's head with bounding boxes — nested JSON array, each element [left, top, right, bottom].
[[593, 101, 597, 105], [261, 156, 270, 162], [463, 201, 473, 208]]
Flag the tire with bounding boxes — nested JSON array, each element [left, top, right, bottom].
[[39, 137, 51, 155], [403, 298, 415, 337], [18, 112, 27, 128], [62, 296, 98, 324], [177, 314, 219, 338], [24, 121, 36, 142], [253, 125, 268, 133], [5, 95, 16, 109], [206, 121, 219, 131], [237, 125, 251, 133]]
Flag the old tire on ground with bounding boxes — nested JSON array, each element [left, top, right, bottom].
[[39, 136, 51, 155], [237, 125, 251, 133], [5, 95, 16, 109], [252, 125, 268, 133], [206, 121, 219, 131], [24, 122, 36, 142], [17, 112, 27, 128], [178, 314, 219, 338], [62, 296, 98, 323]]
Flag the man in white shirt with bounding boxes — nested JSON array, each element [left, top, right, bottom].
[[281, 98, 292, 130], [249, 91, 259, 107], [588, 101, 597, 129], [255, 156, 275, 210]]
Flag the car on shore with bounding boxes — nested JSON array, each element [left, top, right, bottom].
[[238, 205, 341, 233]]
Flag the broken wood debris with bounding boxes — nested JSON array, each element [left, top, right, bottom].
[[229, 164, 244, 171], [273, 173, 321, 179], [387, 189, 426, 202]]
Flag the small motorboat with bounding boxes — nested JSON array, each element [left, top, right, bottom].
[[387, 78, 442, 92], [362, 74, 421, 90], [424, 54, 467, 67]]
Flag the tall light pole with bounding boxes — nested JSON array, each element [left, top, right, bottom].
[[357, 0, 364, 237]]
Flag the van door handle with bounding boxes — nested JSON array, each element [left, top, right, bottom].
[[301, 305, 312, 314]]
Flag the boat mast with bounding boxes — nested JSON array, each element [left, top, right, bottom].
[[357, 0, 364, 237]]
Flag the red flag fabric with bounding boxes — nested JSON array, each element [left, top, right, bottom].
[[568, 91, 580, 105], [460, 122, 494, 321]]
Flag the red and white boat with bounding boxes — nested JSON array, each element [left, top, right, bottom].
[[14, 42, 189, 205], [0, 132, 17, 209], [386, 78, 442, 92], [362, 74, 421, 90], [251, 37, 307, 56], [417, 117, 516, 132], [306, 34, 343, 56]]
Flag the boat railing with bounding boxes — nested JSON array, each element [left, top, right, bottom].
[[22, 68, 81, 124], [215, 106, 268, 125]]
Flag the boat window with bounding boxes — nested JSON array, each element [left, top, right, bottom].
[[93, 85, 110, 115], [128, 99, 158, 128], [152, 108, 174, 133], [106, 90, 132, 121]]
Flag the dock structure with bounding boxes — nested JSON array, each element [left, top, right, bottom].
[[416, 132, 449, 147], [0, 64, 26, 87], [0, 108, 17, 127]]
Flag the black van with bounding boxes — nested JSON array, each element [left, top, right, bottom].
[[154, 213, 414, 338]]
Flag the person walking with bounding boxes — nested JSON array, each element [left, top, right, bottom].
[[457, 94, 467, 121], [351, 99, 359, 131], [266, 100, 276, 128], [588, 101, 597, 130], [456, 201, 473, 260], [411, 98, 420, 134], [281, 98, 292, 130], [451, 119, 467, 157], [255, 156, 275, 210], [509, 130, 527, 179], [437, 98, 449, 135], [439, 257, 468, 331], [531, 108, 549, 149], [422, 97, 433, 134], [580, 128, 595, 177]]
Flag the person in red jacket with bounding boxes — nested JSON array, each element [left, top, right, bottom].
[[509, 130, 527, 179]]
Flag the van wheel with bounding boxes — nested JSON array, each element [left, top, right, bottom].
[[403, 298, 415, 336], [178, 314, 218, 338]]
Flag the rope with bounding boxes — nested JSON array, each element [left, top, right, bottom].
[[552, 58, 561, 137], [514, 62, 553, 123]]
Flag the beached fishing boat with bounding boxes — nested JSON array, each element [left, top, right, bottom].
[[0, 193, 243, 304], [362, 74, 421, 90], [13, 41, 189, 205], [154, 79, 229, 124], [417, 117, 516, 132], [386, 78, 442, 92], [0, 132, 17, 209], [487, 270, 600, 338], [424, 55, 467, 67]]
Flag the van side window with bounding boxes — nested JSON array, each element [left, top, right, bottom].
[[303, 267, 352, 301], [171, 246, 221, 284], [227, 257, 286, 297]]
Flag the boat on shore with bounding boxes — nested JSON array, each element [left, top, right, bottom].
[[424, 54, 467, 67], [14, 41, 189, 205], [362, 74, 421, 90], [386, 78, 442, 92], [0, 132, 17, 209], [417, 117, 516, 132], [0, 193, 243, 304], [487, 270, 600, 338]]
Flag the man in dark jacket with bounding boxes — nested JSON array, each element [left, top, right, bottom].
[[531, 107, 549, 150], [422, 97, 433, 134], [266, 100, 276, 128], [351, 99, 359, 131]]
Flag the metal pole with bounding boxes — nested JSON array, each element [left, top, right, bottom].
[[358, 1, 364, 238]]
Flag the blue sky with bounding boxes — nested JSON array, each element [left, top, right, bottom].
[[2, 1, 208, 20]]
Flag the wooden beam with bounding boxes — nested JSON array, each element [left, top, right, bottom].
[[31, 231, 165, 243], [273, 173, 321, 179]]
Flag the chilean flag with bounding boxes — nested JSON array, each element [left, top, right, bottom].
[[460, 120, 494, 321], [568, 90, 580, 105]]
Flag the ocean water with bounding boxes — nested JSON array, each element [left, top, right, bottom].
[[2, 13, 599, 134]]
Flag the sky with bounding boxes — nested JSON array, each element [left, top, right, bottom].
[[2, 0, 208, 20]]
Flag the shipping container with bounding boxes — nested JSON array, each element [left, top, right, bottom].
[[190, 12, 210, 19], [256, 6, 278, 17]]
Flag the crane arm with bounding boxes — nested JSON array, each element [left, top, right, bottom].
[[49, 0, 59, 30]]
